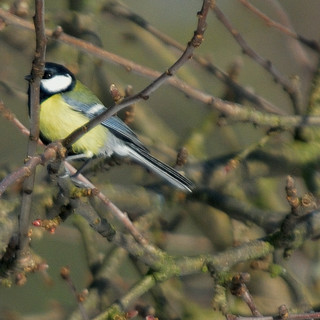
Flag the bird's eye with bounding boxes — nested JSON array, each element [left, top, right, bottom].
[[43, 71, 53, 79]]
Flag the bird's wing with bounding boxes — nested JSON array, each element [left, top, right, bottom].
[[61, 84, 149, 151], [101, 116, 147, 149]]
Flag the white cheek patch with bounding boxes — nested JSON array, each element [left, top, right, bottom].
[[87, 104, 105, 116], [41, 74, 72, 93]]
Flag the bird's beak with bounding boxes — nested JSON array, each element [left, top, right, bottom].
[[24, 74, 32, 82]]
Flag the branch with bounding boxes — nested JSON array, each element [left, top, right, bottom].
[[0, 103, 155, 248], [0, 1, 213, 196], [0, 100, 30, 137], [92, 239, 274, 319], [227, 310, 320, 320], [0, 101, 64, 197], [190, 188, 286, 233], [103, 0, 283, 115], [213, 5, 302, 114], [238, 0, 320, 54], [230, 273, 262, 317], [7, 8, 320, 128], [62, 162, 150, 247], [62, 0, 213, 150], [17, 0, 46, 263], [0, 146, 58, 197]]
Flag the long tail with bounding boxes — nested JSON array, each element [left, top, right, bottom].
[[126, 143, 193, 192]]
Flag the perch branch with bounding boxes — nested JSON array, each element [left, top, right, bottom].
[[0, 0, 212, 195], [61, 0, 213, 150], [5, 8, 320, 128]]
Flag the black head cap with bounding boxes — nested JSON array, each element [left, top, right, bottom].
[[26, 62, 76, 103]]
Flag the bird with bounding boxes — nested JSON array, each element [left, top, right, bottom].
[[25, 62, 193, 192]]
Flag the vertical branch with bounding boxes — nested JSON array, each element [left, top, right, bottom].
[[18, 0, 46, 263]]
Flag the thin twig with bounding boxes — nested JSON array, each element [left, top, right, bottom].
[[0, 149, 53, 197], [225, 132, 273, 173], [278, 176, 317, 257], [230, 273, 262, 317], [0, 103, 163, 252], [0, 104, 150, 246], [60, 266, 89, 320], [62, 0, 213, 245], [273, 253, 312, 311], [2, 1, 320, 198], [0, 8, 298, 127], [63, 162, 150, 247], [238, 0, 320, 54], [103, 0, 283, 115], [18, 0, 46, 264], [93, 275, 156, 320], [213, 5, 302, 115], [3, 100, 320, 200], [93, 239, 273, 320], [3, 7, 320, 127], [0, 101, 30, 137], [228, 311, 320, 320], [62, 0, 213, 150]]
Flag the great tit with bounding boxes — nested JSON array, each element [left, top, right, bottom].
[[26, 62, 193, 192]]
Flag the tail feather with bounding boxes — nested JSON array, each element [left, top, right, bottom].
[[127, 144, 193, 192]]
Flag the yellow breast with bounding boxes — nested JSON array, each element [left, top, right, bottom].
[[40, 95, 108, 156]]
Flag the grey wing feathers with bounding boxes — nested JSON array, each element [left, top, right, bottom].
[[62, 93, 193, 192], [102, 117, 149, 152], [62, 94, 148, 151]]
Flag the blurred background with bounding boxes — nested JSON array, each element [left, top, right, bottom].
[[1, 0, 320, 319]]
